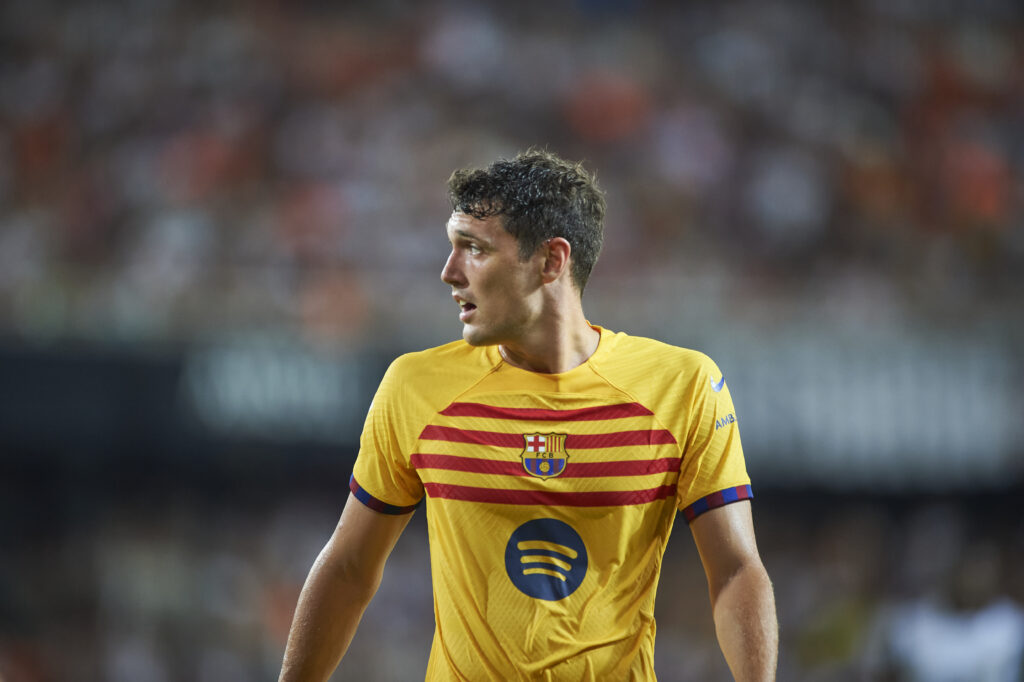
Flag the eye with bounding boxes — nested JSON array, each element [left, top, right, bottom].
[[467, 243, 482, 255]]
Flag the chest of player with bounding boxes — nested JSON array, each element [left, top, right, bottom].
[[409, 394, 682, 504]]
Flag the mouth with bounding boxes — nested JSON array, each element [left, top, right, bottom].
[[455, 296, 477, 322]]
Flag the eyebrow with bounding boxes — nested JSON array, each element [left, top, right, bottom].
[[451, 229, 489, 245]]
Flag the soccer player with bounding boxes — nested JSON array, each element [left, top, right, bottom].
[[278, 150, 778, 681]]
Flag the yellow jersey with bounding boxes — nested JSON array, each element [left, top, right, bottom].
[[351, 326, 751, 681]]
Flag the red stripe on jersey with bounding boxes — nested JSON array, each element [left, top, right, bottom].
[[439, 402, 654, 421], [411, 453, 681, 478], [419, 426, 677, 447], [574, 430, 678, 447], [412, 453, 520, 476], [423, 482, 677, 507]]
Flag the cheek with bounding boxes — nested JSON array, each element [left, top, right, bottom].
[[503, 276, 539, 319], [475, 265, 506, 296], [475, 260, 533, 311]]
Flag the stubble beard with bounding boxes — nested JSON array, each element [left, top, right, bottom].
[[461, 315, 525, 349], [462, 323, 498, 347]]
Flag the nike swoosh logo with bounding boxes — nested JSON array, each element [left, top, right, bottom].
[[710, 375, 726, 392]]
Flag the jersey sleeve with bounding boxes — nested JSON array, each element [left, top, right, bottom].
[[350, 357, 424, 514], [676, 355, 752, 522]]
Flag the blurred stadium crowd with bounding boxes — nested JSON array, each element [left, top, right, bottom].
[[1, 0, 1021, 347], [1, 0, 1023, 680]]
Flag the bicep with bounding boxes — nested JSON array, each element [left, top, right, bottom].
[[688, 500, 763, 601], [321, 493, 415, 583]]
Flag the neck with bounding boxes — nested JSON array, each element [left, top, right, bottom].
[[498, 305, 600, 374]]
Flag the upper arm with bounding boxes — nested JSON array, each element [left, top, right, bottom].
[[688, 500, 764, 603], [321, 492, 415, 585]]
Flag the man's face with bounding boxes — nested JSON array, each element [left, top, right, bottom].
[[441, 211, 543, 347]]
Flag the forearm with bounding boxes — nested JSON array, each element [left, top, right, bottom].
[[279, 545, 381, 682], [711, 562, 778, 682]]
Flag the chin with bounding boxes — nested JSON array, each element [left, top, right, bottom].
[[462, 325, 499, 347], [461, 328, 489, 346]]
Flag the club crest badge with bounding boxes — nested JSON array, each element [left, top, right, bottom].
[[521, 433, 569, 480]]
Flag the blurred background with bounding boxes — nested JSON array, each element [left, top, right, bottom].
[[1, 0, 1023, 680]]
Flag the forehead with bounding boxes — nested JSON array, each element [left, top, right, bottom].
[[445, 211, 509, 242]]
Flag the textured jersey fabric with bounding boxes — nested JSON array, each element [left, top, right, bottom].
[[351, 325, 751, 681]]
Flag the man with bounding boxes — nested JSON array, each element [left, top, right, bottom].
[[279, 150, 778, 681]]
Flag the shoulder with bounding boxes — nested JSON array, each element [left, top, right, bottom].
[[600, 329, 719, 380], [380, 339, 497, 402], [388, 339, 494, 377], [593, 329, 733, 429]]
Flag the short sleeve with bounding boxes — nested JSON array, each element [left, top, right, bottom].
[[676, 356, 752, 522], [350, 358, 425, 514]]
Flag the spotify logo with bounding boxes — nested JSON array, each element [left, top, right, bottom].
[[504, 518, 588, 601]]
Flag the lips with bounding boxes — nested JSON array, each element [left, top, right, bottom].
[[454, 294, 476, 322]]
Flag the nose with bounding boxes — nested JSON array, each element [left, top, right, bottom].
[[440, 249, 465, 287]]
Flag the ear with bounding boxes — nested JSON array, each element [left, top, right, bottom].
[[540, 237, 572, 285]]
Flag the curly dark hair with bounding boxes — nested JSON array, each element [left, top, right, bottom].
[[447, 149, 606, 292]]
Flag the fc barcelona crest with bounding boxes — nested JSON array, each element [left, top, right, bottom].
[[521, 433, 569, 480]]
